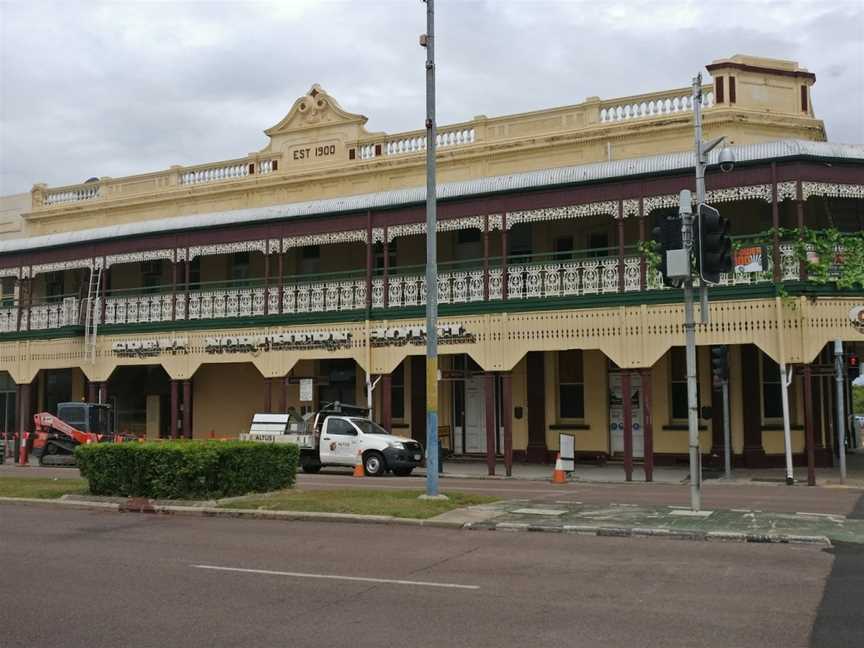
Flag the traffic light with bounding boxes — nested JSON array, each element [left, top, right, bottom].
[[695, 203, 732, 284], [651, 215, 683, 287], [711, 345, 729, 382]]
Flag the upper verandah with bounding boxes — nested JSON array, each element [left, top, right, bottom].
[[17, 54, 824, 238]]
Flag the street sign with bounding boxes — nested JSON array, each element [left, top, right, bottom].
[[734, 245, 766, 273], [559, 433, 575, 472], [299, 378, 313, 402]]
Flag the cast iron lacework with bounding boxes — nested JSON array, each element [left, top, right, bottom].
[[105, 249, 175, 268], [802, 182, 864, 201], [488, 214, 504, 231], [283, 230, 366, 249], [188, 240, 267, 261], [622, 199, 640, 219], [0, 268, 19, 279], [506, 201, 618, 228], [385, 216, 485, 242], [30, 259, 94, 276], [777, 181, 798, 202]]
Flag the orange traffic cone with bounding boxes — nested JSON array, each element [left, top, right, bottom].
[[353, 449, 365, 478], [551, 452, 567, 484]]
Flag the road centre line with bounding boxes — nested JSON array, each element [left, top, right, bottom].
[[191, 564, 480, 590]]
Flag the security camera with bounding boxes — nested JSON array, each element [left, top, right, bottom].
[[718, 146, 736, 173]]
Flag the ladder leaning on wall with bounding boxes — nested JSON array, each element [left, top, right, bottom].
[[83, 265, 102, 363]]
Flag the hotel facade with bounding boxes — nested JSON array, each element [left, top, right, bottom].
[[1, 54, 862, 477]]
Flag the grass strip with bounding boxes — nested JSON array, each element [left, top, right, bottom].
[[0, 476, 89, 499], [219, 488, 499, 519]]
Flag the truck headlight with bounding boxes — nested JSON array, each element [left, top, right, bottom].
[[387, 441, 405, 449]]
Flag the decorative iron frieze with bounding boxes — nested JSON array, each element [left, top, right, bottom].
[[802, 182, 864, 201], [30, 259, 93, 276], [105, 249, 175, 268], [188, 240, 267, 260], [506, 201, 618, 228], [283, 230, 366, 249]]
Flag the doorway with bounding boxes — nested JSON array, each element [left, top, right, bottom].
[[609, 372, 644, 458]]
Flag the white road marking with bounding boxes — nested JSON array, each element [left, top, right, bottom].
[[191, 564, 480, 590]]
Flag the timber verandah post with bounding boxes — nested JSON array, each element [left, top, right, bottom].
[[771, 162, 781, 282], [617, 201, 625, 293], [365, 210, 373, 312], [484, 371, 496, 476]]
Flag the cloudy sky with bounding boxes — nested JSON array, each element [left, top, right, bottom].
[[1, 0, 862, 195]]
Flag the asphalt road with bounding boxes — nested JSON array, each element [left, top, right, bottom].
[[1, 504, 860, 648]]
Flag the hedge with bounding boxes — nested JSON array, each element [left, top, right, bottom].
[[75, 441, 299, 499]]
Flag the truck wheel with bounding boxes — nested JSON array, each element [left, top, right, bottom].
[[363, 451, 386, 477], [301, 464, 322, 474]]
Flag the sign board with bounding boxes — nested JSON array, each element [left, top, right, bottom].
[[850, 306, 864, 335], [559, 433, 575, 472], [299, 378, 314, 402], [734, 246, 766, 273]]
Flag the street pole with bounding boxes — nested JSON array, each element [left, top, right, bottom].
[[681, 190, 700, 511], [422, 0, 440, 498], [834, 340, 847, 483], [722, 378, 731, 479]]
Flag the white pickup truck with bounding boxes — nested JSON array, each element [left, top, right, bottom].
[[240, 403, 423, 477]]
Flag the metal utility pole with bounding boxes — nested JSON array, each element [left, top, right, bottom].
[[834, 340, 847, 482], [680, 189, 700, 511], [421, 0, 440, 498]]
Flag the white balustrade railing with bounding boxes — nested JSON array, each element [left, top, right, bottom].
[[2, 244, 846, 336], [102, 294, 174, 325], [0, 307, 18, 333], [599, 90, 714, 124], [27, 298, 79, 330], [180, 159, 278, 186], [45, 185, 100, 206], [362, 127, 478, 160]]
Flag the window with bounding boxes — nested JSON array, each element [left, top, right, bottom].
[[374, 242, 396, 272], [456, 229, 480, 245], [231, 252, 250, 282], [392, 362, 405, 419], [558, 350, 584, 419], [670, 347, 699, 421], [587, 231, 609, 257], [761, 355, 783, 419], [1, 277, 14, 307], [45, 271, 64, 300], [142, 260, 162, 290], [326, 418, 356, 435], [554, 236, 574, 261]]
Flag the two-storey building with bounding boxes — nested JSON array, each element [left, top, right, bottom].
[[2, 54, 862, 477]]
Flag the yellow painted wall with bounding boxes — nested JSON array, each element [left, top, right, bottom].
[[192, 362, 265, 438]]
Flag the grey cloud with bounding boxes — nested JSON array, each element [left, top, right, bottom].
[[1, 0, 861, 194]]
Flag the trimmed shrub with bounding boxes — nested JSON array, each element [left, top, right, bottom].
[[75, 441, 299, 499]]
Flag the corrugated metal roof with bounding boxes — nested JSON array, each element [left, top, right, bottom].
[[2, 139, 862, 255]]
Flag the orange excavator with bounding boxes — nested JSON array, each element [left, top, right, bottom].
[[32, 402, 138, 466]]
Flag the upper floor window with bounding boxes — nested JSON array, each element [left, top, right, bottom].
[[554, 236, 574, 261], [45, 271, 64, 300], [558, 350, 584, 419], [231, 252, 250, 282], [374, 242, 396, 272], [587, 230, 610, 257], [142, 260, 162, 290]]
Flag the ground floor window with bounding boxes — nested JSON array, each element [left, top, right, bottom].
[[391, 362, 405, 419], [558, 350, 584, 420], [761, 354, 784, 420], [669, 347, 700, 422]]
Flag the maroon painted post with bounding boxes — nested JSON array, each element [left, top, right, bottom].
[[100, 260, 108, 325], [622, 371, 633, 482], [263, 250, 270, 315], [803, 364, 816, 486], [617, 201, 625, 293], [365, 211, 373, 311], [381, 373, 392, 431], [182, 379, 192, 439], [771, 163, 780, 282], [382, 226, 390, 308], [641, 368, 653, 482], [502, 371, 513, 477], [484, 372, 496, 476], [277, 248, 285, 314], [171, 261, 178, 320], [184, 249, 191, 319], [638, 200, 647, 290], [796, 180, 807, 281], [170, 380, 179, 439], [501, 215, 508, 301], [263, 378, 272, 413], [483, 215, 490, 301]]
